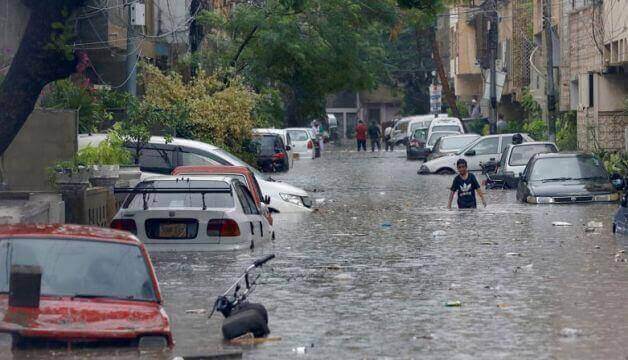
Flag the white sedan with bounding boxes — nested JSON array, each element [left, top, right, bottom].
[[111, 175, 273, 252], [285, 127, 316, 159]]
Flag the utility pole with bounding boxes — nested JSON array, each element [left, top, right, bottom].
[[488, 1, 499, 134], [543, 0, 557, 141], [126, 0, 140, 96]]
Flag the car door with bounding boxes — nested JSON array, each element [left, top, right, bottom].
[[236, 183, 267, 243], [464, 136, 500, 171], [516, 162, 532, 202]]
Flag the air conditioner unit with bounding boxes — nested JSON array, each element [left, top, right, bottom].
[[130, 3, 145, 26]]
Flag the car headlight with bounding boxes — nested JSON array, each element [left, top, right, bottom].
[[527, 196, 554, 204], [594, 193, 620, 202], [280, 193, 308, 207]]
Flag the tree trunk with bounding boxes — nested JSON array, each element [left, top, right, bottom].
[[0, 0, 88, 156], [429, 27, 460, 119]]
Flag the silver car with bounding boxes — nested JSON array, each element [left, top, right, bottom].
[[495, 142, 558, 188]]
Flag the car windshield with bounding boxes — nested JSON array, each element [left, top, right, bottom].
[[124, 179, 234, 209], [0, 238, 156, 301], [432, 125, 460, 132], [530, 156, 608, 181], [412, 128, 428, 141], [428, 132, 458, 146], [440, 136, 478, 150], [509, 144, 557, 166], [410, 121, 430, 132], [287, 130, 309, 141]]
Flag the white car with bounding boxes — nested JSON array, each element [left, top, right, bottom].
[[253, 128, 294, 167], [405, 115, 434, 140], [426, 131, 461, 152], [78, 134, 313, 213], [418, 133, 534, 174], [427, 117, 465, 141], [285, 127, 316, 159], [112, 175, 273, 251]]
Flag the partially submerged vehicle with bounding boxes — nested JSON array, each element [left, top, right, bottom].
[[0, 225, 172, 348]]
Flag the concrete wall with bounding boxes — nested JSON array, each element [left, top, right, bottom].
[[1, 109, 78, 191]]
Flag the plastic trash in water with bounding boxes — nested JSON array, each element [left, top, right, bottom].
[[552, 221, 573, 226], [560, 328, 582, 338], [185, 309, 207, 314], [586, 221, 603, 228], [506, 252, 522, 257], [444, 300, 461, 307], [293, 347, 306, 354], [381, 222, 392, 228], [432, 230, 446, 237]]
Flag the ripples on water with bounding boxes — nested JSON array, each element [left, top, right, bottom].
[[4, 149, 628, 359]]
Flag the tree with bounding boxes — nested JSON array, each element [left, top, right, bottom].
[[196, 0, 399, 126], [0, 0, 89, 155]]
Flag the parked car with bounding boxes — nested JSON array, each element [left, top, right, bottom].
[[516, 153, 621, 204], [172, 165, 274, 225], [427, 134, 480, 161], [78, 135, 312, 213], [285, 127, 316, 159], [253, 129, 293, 167], [0, 224, 172, 348], [426, 131, 461, 152], [406, 128, 429, 160], [251, 133, 290, 172], [391, 118, 413, 146], [405, 116, 433, 140], [112, 175, 273, 251], [427, 117, 464, 140], [418, 133, 534, 174], [493, 142, 558, 188]]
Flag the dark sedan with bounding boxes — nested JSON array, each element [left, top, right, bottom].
[[516, 153, 621, 204], [252, 134, 291, 172]]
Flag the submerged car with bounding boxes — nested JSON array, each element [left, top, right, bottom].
[[78, 134, 312, 213], [493, 142, 558, 188], [516, 153, 621, 204], [419, 133, 534, 174], [285, 127, 316, 159], [251, 133, 291, 172], [406, 128, 429, 160], [112, 175, 273, 251], [0, 224, 172, 348], [427, 134, 480, 161]]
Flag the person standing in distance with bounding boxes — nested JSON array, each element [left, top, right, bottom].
[[368, 121, 381, 152], [447, 159, 487, 209], [355, 120, 368, 152]]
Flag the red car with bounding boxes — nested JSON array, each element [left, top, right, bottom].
[[0, 224, 173, 348], [172, 165, 274, 225]]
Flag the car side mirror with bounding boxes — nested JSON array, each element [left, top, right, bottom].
[[268, 207, 280, 214], [611, 173, 624, 190], [622, 194, 628, 208], [263, 195, 271, 205], [465, 150, 476, 156], [285, 145, 291, 151]]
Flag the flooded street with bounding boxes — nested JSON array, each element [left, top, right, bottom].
[[6, 148, 628, 359]]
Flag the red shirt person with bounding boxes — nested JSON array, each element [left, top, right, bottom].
[[355, 120, 368, 151]]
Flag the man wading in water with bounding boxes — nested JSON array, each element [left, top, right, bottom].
[[447, 159, 487, 209]]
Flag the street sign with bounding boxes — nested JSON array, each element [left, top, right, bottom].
[[429, 85, 442, 114]]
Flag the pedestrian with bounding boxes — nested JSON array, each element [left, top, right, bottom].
[[496, 114, 507, 133], [470, 98, 481, 119], [368, 121, 381, 152], [355, 120, 367, 152], [384, 125, 394, 151], [447, 159, 487, 209], [317, 120, 325, 152]]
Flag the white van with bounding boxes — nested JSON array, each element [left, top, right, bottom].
[[427, 117, 464, 137]]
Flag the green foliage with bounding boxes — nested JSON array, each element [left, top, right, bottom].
[[45, 19, 76, 61], [448, 100, 469, 118], [253, 88, 285, 128], [43, 78, 112, 133], [522, 119, 547, 141], [196, 0, 400, 124], [556, 110, 577, 150], [76, 130, 132, 166], [595, 150, 628, 177], [467, 118, 486, 135]]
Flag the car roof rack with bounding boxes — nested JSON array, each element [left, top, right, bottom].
[[114, 187, 232, 211]]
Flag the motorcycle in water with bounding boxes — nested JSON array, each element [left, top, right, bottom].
[[209, 254, 275, 340]]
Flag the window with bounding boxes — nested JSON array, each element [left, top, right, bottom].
[[234, 183, 259, 215], [130, 146, 176, 174], [124, 180, 234, 209], [509, 144, 557, 166], [287, 130, 309, 141], [179, 151, 220, 166], [432, 125, 461, 132], [471, 137, 499, 155]]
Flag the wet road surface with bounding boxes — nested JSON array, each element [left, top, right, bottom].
[[5, 148, 628, 359]]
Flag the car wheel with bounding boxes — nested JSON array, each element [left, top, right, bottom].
[[222, 308, 270, 340], [436, 168, 455, 175]]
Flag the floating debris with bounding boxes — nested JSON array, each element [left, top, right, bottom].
[[559, 328, 583, 338], [432, 230, 446, 237], [444, 300, 462, 307], [552, 221, 573, 226], [185, 309, 207, 314], [506, 252, 522, 257]]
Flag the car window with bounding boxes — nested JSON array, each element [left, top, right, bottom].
[[432, 125, 461, 132], [234, 183, 257, 214], [509, 144, 557, 166], [287, 130, 309, 141], [130, 146, 176, 174], [0, 239, 156, 301], [180, 151, 221, 166], [530, 156, 608, 181], [441, 136, 478, 150], [412, 128, 428, 141], [124, 180, 234, 209], [428, 132, 456, 146], [240, 184, 260, 215], [470, 137, 499, 155]]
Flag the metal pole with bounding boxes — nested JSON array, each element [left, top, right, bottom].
[[543, 0, 557, 141], [489, 3, 498, 134], [126, 0, 139, 96]]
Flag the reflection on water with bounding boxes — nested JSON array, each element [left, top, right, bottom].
[[4, 149, 628, 359]]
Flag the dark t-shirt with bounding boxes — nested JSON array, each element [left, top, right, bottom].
[[450, 173, 480, 208]]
